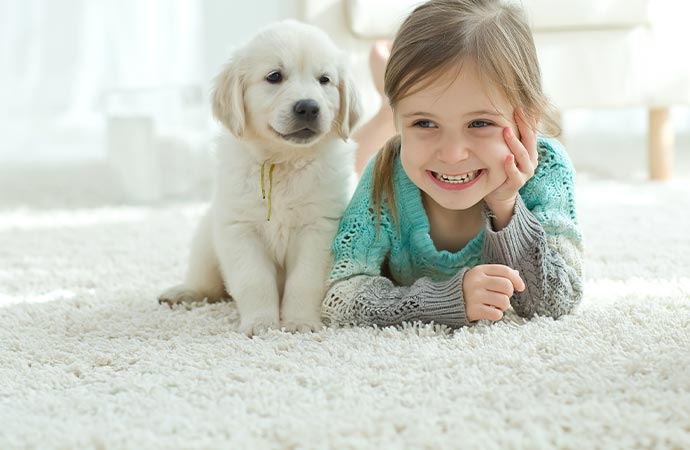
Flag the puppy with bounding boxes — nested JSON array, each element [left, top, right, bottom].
[[159, 20, 361, 336]]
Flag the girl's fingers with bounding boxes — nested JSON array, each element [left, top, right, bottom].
[[508, 269, 525, 292], [481, 291, 511, 311], [503, 127, 532, 175], [477, 305, 504, 322], [481, 264, 525, 292], [481, 264, 516, 277], [515, 107, 539, 167], [504, 154, 522, 187], [484, 275, 515, 298]]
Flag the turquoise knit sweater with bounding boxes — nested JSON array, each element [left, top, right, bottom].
[[322, 137, 584, 328]]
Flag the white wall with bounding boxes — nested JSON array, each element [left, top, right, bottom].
[[200, 0, 300, 97], [0, 0, 300, 164]]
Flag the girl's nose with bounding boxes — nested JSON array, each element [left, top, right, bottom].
[[436, 133, 470, 165]]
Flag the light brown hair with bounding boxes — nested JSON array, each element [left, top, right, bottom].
[[372, 0, 559, 227]]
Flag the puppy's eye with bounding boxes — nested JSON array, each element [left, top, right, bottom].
[[266, 71, 283, 84], [319, 75, 331, 85]]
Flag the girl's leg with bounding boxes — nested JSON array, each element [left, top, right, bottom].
[[353, 40, 396, 176]]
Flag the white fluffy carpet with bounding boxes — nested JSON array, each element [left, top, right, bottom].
[[1, 172, 690, 449]]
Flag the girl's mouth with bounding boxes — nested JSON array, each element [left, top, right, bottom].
[[428, 169, 484, 190]]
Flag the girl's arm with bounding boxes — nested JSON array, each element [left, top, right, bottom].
[[482, 139, 584, 319], [322, 270, 471, 328]]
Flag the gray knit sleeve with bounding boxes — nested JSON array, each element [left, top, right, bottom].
[[322, 269, 471, 329], [482, 195, 583, 319]]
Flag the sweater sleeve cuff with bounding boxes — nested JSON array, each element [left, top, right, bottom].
[[482, 195, 546, 266], [418, 268, 471, 328]]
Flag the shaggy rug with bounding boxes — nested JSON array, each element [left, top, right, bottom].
[[1, 172, 689, 449]]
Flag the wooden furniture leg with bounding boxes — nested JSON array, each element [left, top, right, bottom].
[[648, 107, 674, 180]]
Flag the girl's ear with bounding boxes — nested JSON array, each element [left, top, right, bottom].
[[211, 56, 246, 138], [336, 64, 362, 141]]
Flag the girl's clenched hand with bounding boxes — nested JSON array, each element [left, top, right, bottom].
[[463, 264, 525, 322]]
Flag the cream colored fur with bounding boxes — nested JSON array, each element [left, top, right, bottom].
[[159, 20, 361, 336]]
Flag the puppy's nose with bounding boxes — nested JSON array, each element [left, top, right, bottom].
[[293, 99, 320, 121]]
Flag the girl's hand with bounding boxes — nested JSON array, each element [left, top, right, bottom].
[[483, 108, 539, 230], [463, 264, 525, 322]]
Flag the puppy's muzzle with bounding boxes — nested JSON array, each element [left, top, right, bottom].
[[271, 99, 321, 143], [293, 99, 320, 123]]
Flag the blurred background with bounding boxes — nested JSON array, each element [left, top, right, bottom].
[[1, 0, 689, 209]]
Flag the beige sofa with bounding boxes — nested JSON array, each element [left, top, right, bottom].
[[301, 0, 690, 180]]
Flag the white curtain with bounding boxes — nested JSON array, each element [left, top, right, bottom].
[[0, 0, 205, 163]]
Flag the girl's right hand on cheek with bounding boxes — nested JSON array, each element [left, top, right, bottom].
[[462, 264, 525, 322]]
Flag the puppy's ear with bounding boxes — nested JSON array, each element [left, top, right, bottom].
[[211, 57, 246, 138], [336, 66, 362, 141]]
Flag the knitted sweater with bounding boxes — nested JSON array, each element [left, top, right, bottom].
[[322, 137, 584, 328]]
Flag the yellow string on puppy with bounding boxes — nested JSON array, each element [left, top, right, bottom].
[[260, 161, 276, 221], [261, 162, 266, 199], [267, 163, 275, 221]]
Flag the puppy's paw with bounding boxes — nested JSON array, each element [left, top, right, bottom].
[[158, 285, 204, 308], [239, 318, 279, 337], [281, 319, 324, 333]]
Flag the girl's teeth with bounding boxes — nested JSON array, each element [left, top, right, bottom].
[[434, 170, 480, 184]]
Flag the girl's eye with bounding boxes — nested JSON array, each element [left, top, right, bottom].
[[414, 120, 437, 129], [469, 120, 490, 128], [319, 75, 331, 85], [266, 71, 283, 83]]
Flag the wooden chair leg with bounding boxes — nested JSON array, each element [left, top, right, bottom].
[[648, 107, 674, 180]]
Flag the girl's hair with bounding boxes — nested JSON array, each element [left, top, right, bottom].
[[372, 0, 559, 226]]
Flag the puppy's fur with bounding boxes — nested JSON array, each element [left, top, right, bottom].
[[159, 20, 361, 335]]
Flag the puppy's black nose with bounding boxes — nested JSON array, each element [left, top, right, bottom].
[[293, 99, 320, 121]]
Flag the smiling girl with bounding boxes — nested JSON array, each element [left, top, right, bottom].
[[321, 0, 583, 328]]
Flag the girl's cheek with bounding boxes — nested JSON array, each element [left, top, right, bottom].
[[472, 131, 511, 158], [492, 148, 511, 169]]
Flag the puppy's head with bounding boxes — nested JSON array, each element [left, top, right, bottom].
[[212, 20, 361, 149]]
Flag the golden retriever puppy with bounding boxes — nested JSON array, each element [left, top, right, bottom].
[[159, 20, 361, 336]]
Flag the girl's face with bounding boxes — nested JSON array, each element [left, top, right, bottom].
[[396, 62, 519, 211]]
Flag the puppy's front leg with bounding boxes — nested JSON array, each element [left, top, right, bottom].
[[281, 220, 338, 332], [214, 222, 280, 336]]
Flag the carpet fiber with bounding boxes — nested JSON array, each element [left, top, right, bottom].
[[1, 176, 689, 449]]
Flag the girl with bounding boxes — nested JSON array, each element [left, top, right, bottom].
[[322, 0, 583, 328]]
